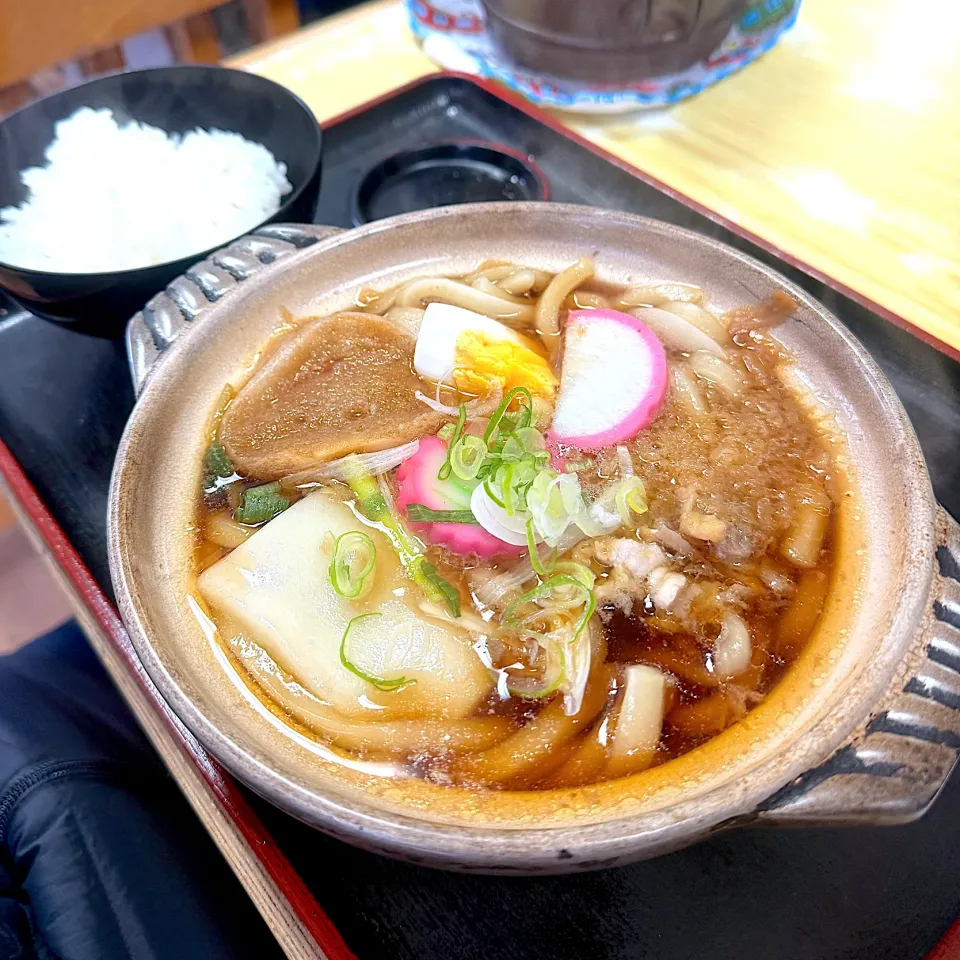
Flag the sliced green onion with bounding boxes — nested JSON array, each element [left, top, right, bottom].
[[341, 456, 460, 617], [499, 574, 596, 702], [559, 474, 583, 516], [503, 574, 596, 645], [513, 426, 546, 453], [525, 518, 556, 578], [339, 613, 413, 692], [483, 386, 534, 447], [563, 458, 594, 474], [552, 560, 596, 590], [438, 422, 456, 442], [483, 476, 506, 508], [418, 560, 461, 618], [406, 504, 477, 524], [498, 413, 519, 435], [450, 435, 486, 481], [502, 462, 516, 516], [501, 435, 525, 462], [527, 470, 582, 544], [329, 531, 377, 599], [515, 401, 533, 431], [615, 476, 649, 526], [505, 639, 565, 700], [438, 404, 467, 481], [234, 482, 290, 525]]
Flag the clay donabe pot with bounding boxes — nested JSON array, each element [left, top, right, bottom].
[[481, 0, 750, 85], [109, 204, 960, 873]]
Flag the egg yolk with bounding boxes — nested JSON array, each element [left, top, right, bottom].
[[452, 331, 557, 399]]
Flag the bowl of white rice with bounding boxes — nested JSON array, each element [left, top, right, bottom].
[[0, 66, 322, 332]]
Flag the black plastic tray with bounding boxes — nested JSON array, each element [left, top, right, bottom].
[[1, 75, 958, 960]]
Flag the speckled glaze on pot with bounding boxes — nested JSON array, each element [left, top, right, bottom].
[[108, 204, 960, 873]]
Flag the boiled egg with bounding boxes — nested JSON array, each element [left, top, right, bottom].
[[413, 302, 557, 400]]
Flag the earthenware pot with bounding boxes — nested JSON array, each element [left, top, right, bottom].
[[108, 204, 960, 873]]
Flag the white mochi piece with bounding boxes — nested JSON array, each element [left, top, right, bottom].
[[198, 490, 491, 720]]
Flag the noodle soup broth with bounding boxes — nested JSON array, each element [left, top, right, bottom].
[[190, 258, 844, 792]]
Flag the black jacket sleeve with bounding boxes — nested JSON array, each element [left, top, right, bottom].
[[0, 622, 283, 960]]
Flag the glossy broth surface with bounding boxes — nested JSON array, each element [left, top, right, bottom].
[[191, 262, 840, 791]]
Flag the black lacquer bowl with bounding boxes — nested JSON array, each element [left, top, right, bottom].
[[0, 65, 323, 335]]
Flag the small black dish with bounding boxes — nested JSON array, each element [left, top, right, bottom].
[[352, 141, 547, 225], [0, 65, 323, 335]]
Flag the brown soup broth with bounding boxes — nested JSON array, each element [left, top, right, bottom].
[[191, 263, 839, 791]]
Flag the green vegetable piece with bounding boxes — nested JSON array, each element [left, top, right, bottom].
[[234, 482, 290, 525], [203, 442, 235, 484], [503, 574, 596, 645], [502, 462, 517, 516], [406, 504, 477, 524], [339, 613, 413, 692], [419, 560, 461, 618], [438, 404, 467, 481], [513, 426, 546, 453], [483, 476, 506, 509], [525, 518, 556, 579], [329, 531, 377, 599], [552, 560, 596, 590], [615, 477, 649, 525], [500, 436, 525, 463], [341, 455, 461, 618], [498, 413, 519, 435], [483, 386, 534, 447], [450, 435, 486, 481], [506, 638, 566, 700]]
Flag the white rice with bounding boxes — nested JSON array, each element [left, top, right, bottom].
[[0, 107, 293, 273]]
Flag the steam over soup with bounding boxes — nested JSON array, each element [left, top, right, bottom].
[[192, 259, 842, 790]]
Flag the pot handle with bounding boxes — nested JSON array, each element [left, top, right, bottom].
[[759, 505, 960, 825], [125, 223, 344, 396]]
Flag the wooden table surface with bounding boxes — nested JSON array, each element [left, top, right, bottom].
[[230, 0, 960, 354]]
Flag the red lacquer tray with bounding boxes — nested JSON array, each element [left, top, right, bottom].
[[2, 73, 959, 960]]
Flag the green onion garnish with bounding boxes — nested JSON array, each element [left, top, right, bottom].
[[503, 574, 596, 645], [515, 399, 533, 431], [502, 462, 516, 516], [483, 386, 534, 447], [500, 435, 525, 462], [450, 435, 486, 481], [552, 560, 596, 590], [505, 640, 566, 700], [339, 613, 413, 692], [438, 403, 467, 481], [419, 560, 461, 618], [525, 518, 556, 578], [438, 422, 456, 442], [329, 531, 377, 599], [513, 426, 546, 453], [498, 413, 519, 435], [204, 442, 234, 480], [341, 455, 461, 618], [483, 476, 506, 508], [406, 504, 477, 524], [615, 477, 649, 525], [234, 482, 290, 525]]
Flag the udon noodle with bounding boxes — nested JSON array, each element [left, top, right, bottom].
[[190, 258, 839, 790]]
